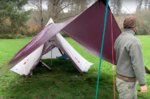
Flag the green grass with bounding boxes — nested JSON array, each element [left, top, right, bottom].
[[0, 36, 150, 99]]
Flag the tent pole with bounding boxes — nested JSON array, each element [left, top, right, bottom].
[[40, 60, 51, 70]]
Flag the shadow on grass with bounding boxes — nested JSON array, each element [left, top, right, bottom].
[[1, 59, 115, 99]]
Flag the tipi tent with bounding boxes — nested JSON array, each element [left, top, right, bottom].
[[10, 0, 121, 75]]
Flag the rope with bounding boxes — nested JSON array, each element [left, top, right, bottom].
[[110, 9, 116, 99], [95, 0, 110, 99], [50, 49, 53, 66]]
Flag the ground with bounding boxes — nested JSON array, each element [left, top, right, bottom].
[[0, 36, 149, 99]]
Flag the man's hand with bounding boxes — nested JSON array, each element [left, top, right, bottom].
[[140, 85, 147, 93]]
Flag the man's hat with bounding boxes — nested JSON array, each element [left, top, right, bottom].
[[123, 16, 137, 29]]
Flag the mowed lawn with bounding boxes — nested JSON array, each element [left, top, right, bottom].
[[0, 36, 149, 99]]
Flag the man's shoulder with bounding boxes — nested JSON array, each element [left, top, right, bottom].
[[121, 30, 140, 43], [117, 32, 141, 46], [130, 37, 141, 47]]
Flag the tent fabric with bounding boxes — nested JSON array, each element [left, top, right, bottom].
[[10, 0, 121, 65], [62, 1, 121, 63], [10, 17, 76, 65], [10, 32, 93, 75]]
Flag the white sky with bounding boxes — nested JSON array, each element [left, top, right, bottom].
[[23, 2, 48, 11], [121, 0, 138, 14]]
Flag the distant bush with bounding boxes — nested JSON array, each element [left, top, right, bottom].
[[135, 10, 150, 35], [26, 19, 41, 36], [0, 33, 25, 39], [0, 29, 39, 39], [23, 31, 39, 37], [115, 10, 150, 35]]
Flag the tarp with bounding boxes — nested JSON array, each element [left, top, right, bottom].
[[10, 17, 76, 65], [10, 0, 121, 71], [10, 32, 93, 75], [55, 33, 93, 72], [62, 1, 121, 62]]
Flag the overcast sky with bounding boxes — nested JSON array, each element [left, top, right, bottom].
[[121, 0, 138, 13], [24, 0, 146, 14]]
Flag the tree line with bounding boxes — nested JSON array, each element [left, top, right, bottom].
[[0, 0, 149, 38], [110, 0, 150, 15], [0, 0, 29, 35], [0, 0, 92, 37]]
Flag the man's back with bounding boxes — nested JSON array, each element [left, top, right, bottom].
[[115, 16, 147, 99], [114, 29, 146, 85]]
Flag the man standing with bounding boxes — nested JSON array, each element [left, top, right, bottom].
[[114, 16, 147, 99]]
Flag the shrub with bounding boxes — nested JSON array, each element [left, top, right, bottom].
[[0, 33, 25, 39], [135, 10, 150, 35], [115, 10, 150, 35]]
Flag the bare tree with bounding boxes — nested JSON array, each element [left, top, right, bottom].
[[47, 0, 74, 21], [110, 0, 122, 15], [39, 0, 44, 28], [28, 0, 92, 28], [28, 0, 44, 29], [149, 1, 150, 9], [136, 0, 143, 11], [144, 0, 150, 9], [72, 0, 87, 12], [46, 0, 88, 21], [148, 0, 150, 9]]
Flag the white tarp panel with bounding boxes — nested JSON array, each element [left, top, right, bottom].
[[10, 45, 44, 75], [56, 34, 93, 72], [42, 47, 62, 59]]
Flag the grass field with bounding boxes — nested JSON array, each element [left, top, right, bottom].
[[0, 36, 150, 99]]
